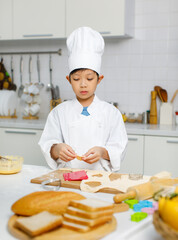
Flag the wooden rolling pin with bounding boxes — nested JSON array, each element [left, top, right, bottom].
[[114, 178, 178, 203]]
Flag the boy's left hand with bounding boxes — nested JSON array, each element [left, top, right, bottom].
[[82, 147, 105, 164]]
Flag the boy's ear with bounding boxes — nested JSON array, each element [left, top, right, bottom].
[[98, 75, 104, 84], [66, 75, 71, 83]]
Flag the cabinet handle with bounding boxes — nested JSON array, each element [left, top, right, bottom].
[[5, 130, 37, 135], [99, 31, 111, 35], [128, 137, 138, 141], [167, 140, 178, 144], [23, 34, 53, 38]]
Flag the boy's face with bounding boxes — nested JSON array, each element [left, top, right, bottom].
[[66, 69, 103, 105]]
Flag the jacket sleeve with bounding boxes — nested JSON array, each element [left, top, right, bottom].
[[38, 109, 66, 169], [101, 108, 128, 172]]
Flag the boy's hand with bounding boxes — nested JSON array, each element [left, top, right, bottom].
[[82, 147, 108, 164], [50, 143, 76, 162]]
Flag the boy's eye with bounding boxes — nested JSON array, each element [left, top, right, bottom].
[[73, 78, 79, 81], [87, 78, 93, 81]]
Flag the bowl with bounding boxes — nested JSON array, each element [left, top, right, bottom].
[[0, 156, 24, 174]]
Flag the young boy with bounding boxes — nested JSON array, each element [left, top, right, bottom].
[[39, 27, 127, 172]]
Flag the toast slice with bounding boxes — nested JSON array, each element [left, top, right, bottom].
[[66, 206, 114, 219], [15, 211, 62, 237], [69, 198, 114, 212], [63, 221, 90, 232], [63, 213, 112, 227]]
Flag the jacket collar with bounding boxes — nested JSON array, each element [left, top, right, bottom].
[[73, 95, 99, 115]]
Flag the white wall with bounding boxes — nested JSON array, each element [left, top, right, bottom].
[[0, 0, 178, 120]]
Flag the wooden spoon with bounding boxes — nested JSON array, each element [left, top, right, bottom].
[[154, 86, 163, 102], [160, 89, 168, 102], [170, 89, 178, 103]]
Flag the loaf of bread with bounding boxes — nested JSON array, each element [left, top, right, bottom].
[[15, 211, 62, 237], [11, 191, 85, 216]]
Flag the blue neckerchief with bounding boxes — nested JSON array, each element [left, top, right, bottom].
[[81, 107, 90, 116]]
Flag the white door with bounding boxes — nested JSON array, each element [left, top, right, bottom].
[[0, 0, 12, 40], [66, 0, 126, 37], [120, 134, 144, 174], [0, 128, 46, 166], [13, 0, 65, 39], [144, 136, 178, 177]]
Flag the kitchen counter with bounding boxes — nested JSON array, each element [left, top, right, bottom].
[[0, 117, 178, 137], [0, 164, 164, 240]]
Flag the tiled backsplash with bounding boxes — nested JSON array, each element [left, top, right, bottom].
[[0, 0, 178, 120]]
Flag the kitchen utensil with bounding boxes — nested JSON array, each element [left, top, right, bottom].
[[160, 89, 168, 102], [160, 103, 173, 125], [154, 86, 164, 102], [36, 55, 44, 89], [18, 56, 24, 97], [170, 89, 178, 103], [28, 55, 32, 84], [150, 90, 157, 124], [113, 178, 178, 203], [10, 56, 17, 91], [46, 55, 55, 97]]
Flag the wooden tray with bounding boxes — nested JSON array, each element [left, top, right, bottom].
[[30, 169, 123, 194], [8, 215, 117, 240]]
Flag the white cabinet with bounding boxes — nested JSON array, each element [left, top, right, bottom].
[[0, 128, 46, 166], [0, 0, 13, 40], [120, 134, 144, 174], [13, 0, 65, 39], [66, 0, 134, 37], [144, 136, 178, 177]]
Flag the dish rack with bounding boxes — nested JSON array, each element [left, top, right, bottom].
[[0, 109, 17, 119]]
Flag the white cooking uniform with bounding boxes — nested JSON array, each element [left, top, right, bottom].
[[39, 95, 128, 172]]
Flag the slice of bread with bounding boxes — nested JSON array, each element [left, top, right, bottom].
[[69, 198, 114, 212], [15, 211, 62, 237], [66, 206, 114, 219], [63, 213, 112, 227], [63, 221, 90, 232]]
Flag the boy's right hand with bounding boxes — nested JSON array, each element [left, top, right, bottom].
[[50, 143, 76, 162]]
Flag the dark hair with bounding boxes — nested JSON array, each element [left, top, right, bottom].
[[69, 68, 99, 81]]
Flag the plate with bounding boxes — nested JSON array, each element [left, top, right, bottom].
[[0, 90, 6, 116], [3, 90, 11, 116]]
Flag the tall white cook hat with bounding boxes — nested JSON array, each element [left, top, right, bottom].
[[67, 27, 105, 75]]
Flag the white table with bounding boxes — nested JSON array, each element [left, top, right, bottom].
[[0, 165, 164, 240]]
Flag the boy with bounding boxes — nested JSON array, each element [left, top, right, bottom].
[[39, 27, 127, 172]]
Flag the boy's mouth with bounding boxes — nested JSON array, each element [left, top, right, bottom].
[[80, 91, 88, 95]]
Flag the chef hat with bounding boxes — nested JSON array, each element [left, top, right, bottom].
[[67, 27, 105, 75]]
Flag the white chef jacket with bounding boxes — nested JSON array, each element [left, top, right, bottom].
[[38, 95, 128, 172]]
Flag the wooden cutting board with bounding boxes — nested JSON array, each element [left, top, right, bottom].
[[30, 169, 123, 194], [8, 215, 117, 240]]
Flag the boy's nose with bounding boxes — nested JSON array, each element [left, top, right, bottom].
[[80, 79, 87, 87]]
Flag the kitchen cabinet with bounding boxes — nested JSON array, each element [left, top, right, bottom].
[[0, 0, 13, 40], [144, 136, 178, 177], [0, 127, 46, 166], [13, 0, 65, 39], [66, 0, 134, 37], [120, 134, 144, 174]]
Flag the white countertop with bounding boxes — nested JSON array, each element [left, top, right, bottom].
[[0, 117, 178, 137], [0, 165, 164, 240]]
